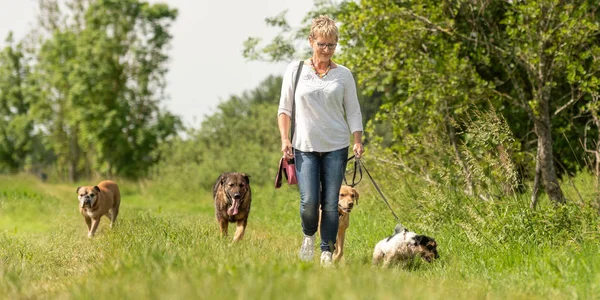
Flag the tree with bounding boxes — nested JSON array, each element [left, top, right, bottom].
[[244, 0, 600, 207], [454, 0, 600, 206], [32, 0, 180, 180], [0, 33, 36, 173]]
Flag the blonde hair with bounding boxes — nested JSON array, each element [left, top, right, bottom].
[[309, 15, 339, 41]]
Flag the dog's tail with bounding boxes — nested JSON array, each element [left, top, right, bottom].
[[393, 223, 408, 234]]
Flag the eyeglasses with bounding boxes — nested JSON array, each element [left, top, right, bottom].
[[316, 42, 337, 50]]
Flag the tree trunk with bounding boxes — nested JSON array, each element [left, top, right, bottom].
[[533, 95, 565, 204], [530, 146, 542, 210], [68, 125, 80, 182]]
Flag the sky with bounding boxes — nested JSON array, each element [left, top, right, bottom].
[[0, 0, 315, 128]]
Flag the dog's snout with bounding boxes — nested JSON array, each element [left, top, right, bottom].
[[233, 193, 242, 200], [422, 251, 439, 263], [348, 202, 354, 208]]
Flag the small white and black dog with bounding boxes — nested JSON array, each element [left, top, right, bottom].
[[372, 224, 439, 267]]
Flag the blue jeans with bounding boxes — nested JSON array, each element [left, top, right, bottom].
[[294, 147, 348, 252]]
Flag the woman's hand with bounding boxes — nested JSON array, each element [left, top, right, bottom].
[[353, 142, 364, 159], [281, 139, 294, 160], [352, 131, 364, 159]]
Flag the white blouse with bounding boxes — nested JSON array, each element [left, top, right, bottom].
[[278, 61, 363, 152]]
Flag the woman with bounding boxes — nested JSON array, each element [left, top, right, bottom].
[[277, 15, 364, 267]]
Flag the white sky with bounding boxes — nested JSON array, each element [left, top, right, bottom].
[[0, 0, 314, 128]]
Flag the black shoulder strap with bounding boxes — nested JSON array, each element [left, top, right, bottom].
[[290, 60, 304, 141]]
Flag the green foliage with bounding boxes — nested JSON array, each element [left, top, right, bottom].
[[365, 106, 526, 207], [333, 0, 600, 203], [460, 108, 524, 197], [480, 0, 600, 176], [244, 0, 600, 205], [242, 10, 298, 62], [29, 0, 181, 180], [153, 75, 284, 190], [0, 33, 37, 173], [242, 1, 337, 63]]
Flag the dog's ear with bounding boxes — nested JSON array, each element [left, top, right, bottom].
[[415, 235, 433, 246], [220, 174, 228, 186], [93, 186, 100, 193], [242, 173, 250, 184], [427, 239, 438, 249], [352, 188, 359, 205], [76, 187, 82, 194]]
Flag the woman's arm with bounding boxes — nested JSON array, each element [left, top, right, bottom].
[[278, 113, 294, 160]]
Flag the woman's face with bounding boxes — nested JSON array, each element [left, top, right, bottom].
[[310, 34, 337, 62]]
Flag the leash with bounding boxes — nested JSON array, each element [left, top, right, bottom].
[[343, 155, 362, 187], [345, 155, 401, 223]]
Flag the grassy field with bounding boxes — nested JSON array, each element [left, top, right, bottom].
[[1, 173, 599, 299]]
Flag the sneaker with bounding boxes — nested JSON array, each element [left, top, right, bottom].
[[320, 251, 333, 267], [299, 234, 315, 261]]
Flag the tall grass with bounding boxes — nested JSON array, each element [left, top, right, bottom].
[[1, 173, 599, 299]]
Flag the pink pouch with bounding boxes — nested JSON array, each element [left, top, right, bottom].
[[275, 157, 298, 188]]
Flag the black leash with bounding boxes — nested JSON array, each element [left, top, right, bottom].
[[343, 155, 362, 187], [344, 155, 401, 223]]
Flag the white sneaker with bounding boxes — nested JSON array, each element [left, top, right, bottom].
[[320, 251, 333, 267], [299, 234, 315, 261]]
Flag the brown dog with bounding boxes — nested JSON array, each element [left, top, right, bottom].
[[76, 180, 121, 238], [333, 185, 359, 262], [213, 172, 252, 242]]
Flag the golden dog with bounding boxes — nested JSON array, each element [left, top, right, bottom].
[[318, 185, 360, 262], [76, 180, 121, 238], [213, 172, 252, 242], [333, 185, 359, 262]]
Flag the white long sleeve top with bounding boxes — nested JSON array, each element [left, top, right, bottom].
[[278, 61, 364, 152]]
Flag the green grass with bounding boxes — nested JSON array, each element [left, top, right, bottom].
[[1, 173, 599, 299]]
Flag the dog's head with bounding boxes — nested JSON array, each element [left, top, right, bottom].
[[220, 172, 250, 216], [412, 235, 439, 263], [76, 185, 101, 208], [338, 185, 359, 215]]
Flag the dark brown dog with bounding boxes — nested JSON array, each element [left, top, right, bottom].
[[213, 172, 252, 242], [77, 180, 121, 238]]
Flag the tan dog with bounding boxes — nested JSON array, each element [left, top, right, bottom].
[[213, 172, 252, 242], [333, 185, 359, 262], [76, 180, 121, 238]]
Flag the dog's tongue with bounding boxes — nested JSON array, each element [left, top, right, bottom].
[[227, 199, 239, 216]]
